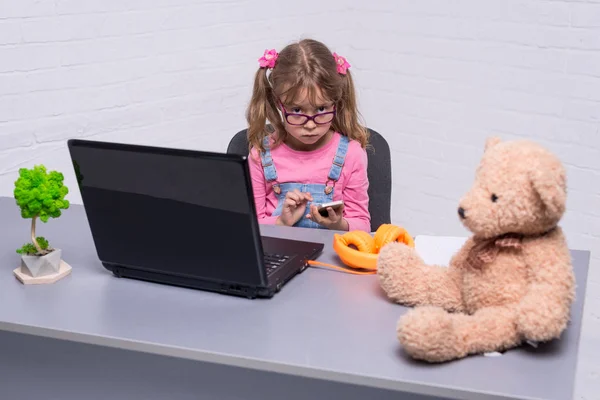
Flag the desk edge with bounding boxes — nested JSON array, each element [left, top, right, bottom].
[[0, 321, 550, 400]]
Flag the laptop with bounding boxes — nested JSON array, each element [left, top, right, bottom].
[[67, 139, 324, 299]]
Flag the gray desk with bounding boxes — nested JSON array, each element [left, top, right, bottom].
[[0, 197, 590, 400]]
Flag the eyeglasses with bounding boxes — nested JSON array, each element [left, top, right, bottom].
[[280, 103, 336, 126]]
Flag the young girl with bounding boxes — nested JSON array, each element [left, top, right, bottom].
[[246, 38, 370, 232]]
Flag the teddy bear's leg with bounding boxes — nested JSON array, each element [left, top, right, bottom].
[[378, 243, 464, 312], [451, 305, 522, 356], [398, 305, 521, 363]]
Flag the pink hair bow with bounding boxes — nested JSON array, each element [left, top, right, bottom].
[[333, 52, 350, 74], [258, 49, 278, 69]]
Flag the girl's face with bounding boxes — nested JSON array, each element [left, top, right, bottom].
[[280, 87, 336, 151]]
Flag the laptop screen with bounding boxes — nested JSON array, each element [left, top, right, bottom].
[[68, 140, 266, 287]]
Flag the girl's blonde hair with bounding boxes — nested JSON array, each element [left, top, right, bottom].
[[246, 38, 369, 153]]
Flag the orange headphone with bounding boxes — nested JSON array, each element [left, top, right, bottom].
[[307, 224, 415, 275]]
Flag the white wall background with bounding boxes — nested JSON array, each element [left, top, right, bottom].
[[1, 0, 599, 397]]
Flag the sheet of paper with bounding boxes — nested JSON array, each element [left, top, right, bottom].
[[413, 235, 469, 267]]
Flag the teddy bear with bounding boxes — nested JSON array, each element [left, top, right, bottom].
[[377, 136, 575, 363]]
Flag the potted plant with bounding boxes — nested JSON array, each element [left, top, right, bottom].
[[12, 165, 71, 284]]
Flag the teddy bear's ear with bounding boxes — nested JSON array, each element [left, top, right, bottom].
[[484, 136, 502, 152], [529, 155, 567, 222]]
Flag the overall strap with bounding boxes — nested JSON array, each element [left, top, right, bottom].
[[259, 136, 281, 194], [327, 134, 350, 182], [325, 135, 350, 194]]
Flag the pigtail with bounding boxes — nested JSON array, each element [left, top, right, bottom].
[[246, 68, 270, 153], [246, 67, 285, 155], [332, 69, 369, 149]]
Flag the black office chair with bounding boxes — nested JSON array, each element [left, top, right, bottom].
[[226, 128, 392, 232]]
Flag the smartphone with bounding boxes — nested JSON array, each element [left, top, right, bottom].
[[317, 200, 344, 217]]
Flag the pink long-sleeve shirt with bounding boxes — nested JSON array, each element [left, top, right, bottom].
[[249, 132, 371, 232]]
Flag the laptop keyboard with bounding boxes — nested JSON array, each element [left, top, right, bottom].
[[264, 253, 291, 275]]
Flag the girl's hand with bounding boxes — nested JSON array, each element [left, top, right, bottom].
[[307, 204, 349, 231], [276, 189, 313, 227]]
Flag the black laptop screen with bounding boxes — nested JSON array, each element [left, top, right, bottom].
[[68, 140, 266, 286]]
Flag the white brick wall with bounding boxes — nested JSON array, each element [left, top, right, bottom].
[[0, 0, 599, 397]]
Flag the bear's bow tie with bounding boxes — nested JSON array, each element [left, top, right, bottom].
[[466, 233, 524, 269]]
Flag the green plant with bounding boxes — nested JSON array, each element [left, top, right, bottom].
[[14, 165, 69, 256], [16, 237, 50, 255]]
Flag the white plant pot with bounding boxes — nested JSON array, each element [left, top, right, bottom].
[[20, 248, 62, 278]]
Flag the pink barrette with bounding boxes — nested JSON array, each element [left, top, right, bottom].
[[258, 49, 278, 69], [333, 52, 350, 75]]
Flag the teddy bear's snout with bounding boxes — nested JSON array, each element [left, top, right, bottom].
[[458, 207, 466, 219]]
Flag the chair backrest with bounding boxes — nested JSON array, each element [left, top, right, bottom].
[[226, 128, 391, 232]]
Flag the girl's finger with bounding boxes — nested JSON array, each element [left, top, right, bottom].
[[310, 205, 326, 224], [286, 192, 301, 204], [326, 207, 337, 220], [284, 198, 298, 209]]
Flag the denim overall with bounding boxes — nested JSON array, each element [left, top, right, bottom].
[[260, 135, 349, 229]]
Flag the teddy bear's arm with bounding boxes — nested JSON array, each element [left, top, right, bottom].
[[517, 228, 576, 342], [377, 242, 466, 312]]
